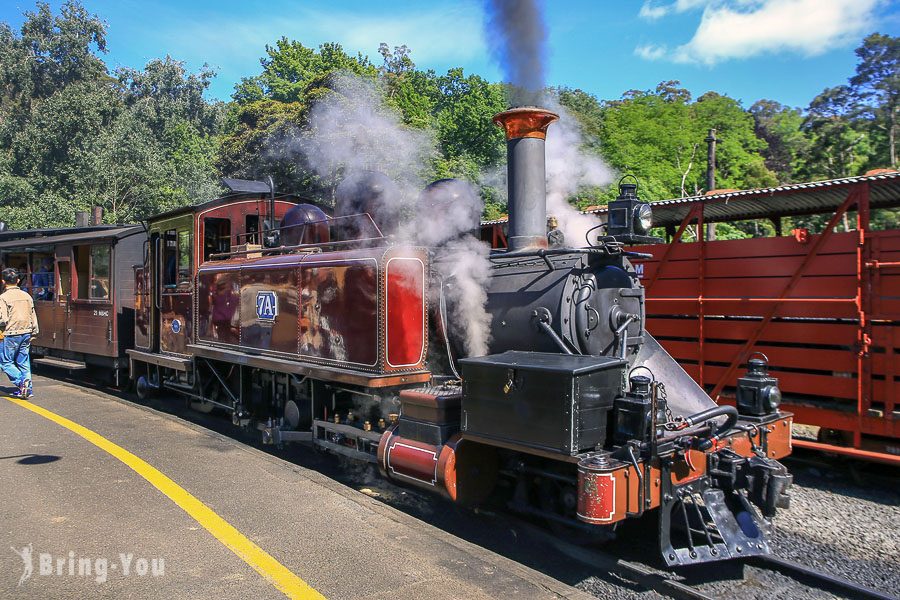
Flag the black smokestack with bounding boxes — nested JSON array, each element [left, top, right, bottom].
[[485, 0, 547, 106], [493, 107, 559, 251]]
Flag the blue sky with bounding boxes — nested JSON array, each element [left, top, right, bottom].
[[2, 0, 898, 108]]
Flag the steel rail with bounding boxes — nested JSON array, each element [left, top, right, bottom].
[[503, 517, 714, 600], [745, 555, 896, 600]]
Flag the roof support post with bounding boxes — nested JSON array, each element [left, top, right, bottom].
[[856, 182, 872, 448], [698, 205, 706, 388]]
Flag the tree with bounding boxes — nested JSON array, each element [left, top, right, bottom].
[[117, 56, 221, 137], [233, 39, 377, 104], [17, 1, 108, 101], [750, 99, 810, 183], [850, 33, 899, 168], [802, 85, 873, 180], [217, 99, 309, 194], [0, 2, 224, 227], [592, 82, 776, 204]]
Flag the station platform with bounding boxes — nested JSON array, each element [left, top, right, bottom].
[[0, 375, 590, 599]]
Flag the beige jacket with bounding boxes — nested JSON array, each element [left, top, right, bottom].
[[0, 286, 39, 336]]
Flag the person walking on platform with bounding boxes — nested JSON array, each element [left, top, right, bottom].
[[0, 268, 39, 398]]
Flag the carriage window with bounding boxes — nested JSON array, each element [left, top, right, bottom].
[[73, 245, 111, 300], [57, 261, 71, 298], [74, 246, 90, 298], [178, 229, 191, 286], [3, 253, 28, 289], [90, 245, 110, 300], [30, 252, 54, 301], [203, 218, 231, 261], [163, 229, 177, 288]]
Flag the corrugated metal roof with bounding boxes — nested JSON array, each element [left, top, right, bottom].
[[480, 171, 900, 227], [586, 171, 900, 228], [0, 225, 143, 250]]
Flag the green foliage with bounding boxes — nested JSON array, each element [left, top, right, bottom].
[[218, 99, 308, 194], [220, 39, 508, 206], [0, 2, 221, 228], [586, 81, 776, 204], [234, 39, 377, 104], [801, 85, 874, 180], [750, 100, 810, 182], [0, 1, 896, 236], [850, 33, 899, 168]]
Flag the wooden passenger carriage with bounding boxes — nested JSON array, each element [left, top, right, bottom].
[[0, 224, 144, 383]]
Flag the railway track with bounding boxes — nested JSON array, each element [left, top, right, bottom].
[[746, 555, 896, 600], [520, 517, 896, 600]]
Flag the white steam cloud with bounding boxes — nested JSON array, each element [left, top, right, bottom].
[[295, 74, 492, 357], [481, 97, 616, 247], [298, 75, 434, 205], [544, 98, 616, 246]]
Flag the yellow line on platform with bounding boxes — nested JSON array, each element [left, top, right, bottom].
[[4, 395, 325, 600]]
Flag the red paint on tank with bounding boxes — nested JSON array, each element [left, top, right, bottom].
[[577, 456, 618, 524], [386, 257, 425, 368]]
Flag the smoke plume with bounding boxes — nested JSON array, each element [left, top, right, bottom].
[[297, 75, 434, 209], [482, 0, 616, 246], [294, 75, 492, 357], [484, 0, 547, 106], [544, 99, 616, 245]]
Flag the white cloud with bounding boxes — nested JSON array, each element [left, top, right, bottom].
[[636, 0, 881, 64], [635, 44, 668, 60], [639, 2, 673, 20], [638, 0, 714, 20]]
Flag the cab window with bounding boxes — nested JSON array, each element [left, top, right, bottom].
[[163, 230, 177, 288], [178, 230, 191, 286], [162, 228, 192, 290], [203, 217, 231, 261]]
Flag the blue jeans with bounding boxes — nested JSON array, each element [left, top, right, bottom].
[[1, 334, 32, 387]]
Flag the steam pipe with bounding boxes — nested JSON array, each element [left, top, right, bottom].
[[536, 320, 575, 355], [683, 405, 739, 448], [493, 108, 559, 252]]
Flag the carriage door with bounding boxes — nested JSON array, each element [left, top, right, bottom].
[[56, 256, 72, 348], [156, 218, 193, 355], [133, 239, 151, 350], [148, 232, 161, 351]]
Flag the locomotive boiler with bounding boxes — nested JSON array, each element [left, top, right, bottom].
[[127, 108, 794, 568]]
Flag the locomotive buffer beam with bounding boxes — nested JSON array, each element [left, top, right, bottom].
[[313, 419, 382, 463]]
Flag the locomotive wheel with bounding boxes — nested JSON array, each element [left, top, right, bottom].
[[135, 375, 156, 402]]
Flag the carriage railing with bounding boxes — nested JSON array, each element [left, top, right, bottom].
[[211, 212, 386, 261]]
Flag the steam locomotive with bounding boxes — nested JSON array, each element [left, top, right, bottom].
[[3, 107, 794, 567]]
